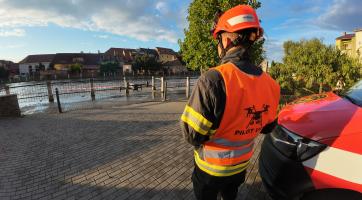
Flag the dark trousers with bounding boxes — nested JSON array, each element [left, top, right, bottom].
[[192, 165, 246, 200]]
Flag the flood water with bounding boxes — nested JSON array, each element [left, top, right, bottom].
[[0, 77, 197, 114]]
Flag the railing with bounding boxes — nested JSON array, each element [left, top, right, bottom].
[[0, 76, 198, 114]]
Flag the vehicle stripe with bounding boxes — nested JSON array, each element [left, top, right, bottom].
[[304, 167, 362, 193], [303, 146, 362, 184]]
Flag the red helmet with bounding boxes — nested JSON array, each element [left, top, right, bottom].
[[212, 5, 263, 39]]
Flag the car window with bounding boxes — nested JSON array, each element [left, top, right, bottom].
[[345, 80, 362, 106]]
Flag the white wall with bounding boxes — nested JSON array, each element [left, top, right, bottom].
[[123, 64, 132, 73], [355, 30, 362, 60], [19, 62, 51, 75]]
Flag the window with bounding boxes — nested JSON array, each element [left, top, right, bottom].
[[72, 57, 84, 63]]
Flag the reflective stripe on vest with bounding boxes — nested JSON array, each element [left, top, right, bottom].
[[194, 62, 280, 176], [203, 140, 254, 166], [194, 150, 249, 177], [181, 105, 216, 135], [211, 138, 254, 147]]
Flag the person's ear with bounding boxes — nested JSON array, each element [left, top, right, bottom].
[[249, 32, 257, 42], [225, 37, 232, 48]]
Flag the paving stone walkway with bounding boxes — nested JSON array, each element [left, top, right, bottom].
[[0, 101, 271, 200]]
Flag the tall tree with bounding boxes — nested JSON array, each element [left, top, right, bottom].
[[132, 54, 162, 72], [0, 67, 9, 79], [69, 63, 83, 73], [273, 38, 361, 95], [179, 0, 263, 72], [100, 61, 119, 73]]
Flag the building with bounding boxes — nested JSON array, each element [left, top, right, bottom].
[[0, 60, 17, 80], [52, 53, 103, 74], [103, 48, 136, 64], [137, 48, 159, 58], [19, 54, 55, 76], [336, 29, 362, 61], [104, 47, 185, 74], [155, 47, 179, 63], [123, 64, 132, 74], [0, 60, 12, 69], [0, 60, 18, 75], [103, 48, 137, 74], [163, 59, 188, 75]]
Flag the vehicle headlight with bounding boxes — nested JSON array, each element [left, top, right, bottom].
[[270, 126, 327, 162]]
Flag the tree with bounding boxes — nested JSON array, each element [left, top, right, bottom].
[[69, 63, 82, 73], [38, 63, 46, 71], [273, 38, 361, 95], [48, 63, 55, 70], [0, 67, 9, 79], [100, 61, 119, 74], [132, 54, 161, 72], [179, 0, 263, 71], [269, 61, 296, 95]]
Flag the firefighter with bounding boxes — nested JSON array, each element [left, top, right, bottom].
[[180, 5, 280, 200]]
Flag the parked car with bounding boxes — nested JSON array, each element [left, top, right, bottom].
[[259, 80, 362, 200]]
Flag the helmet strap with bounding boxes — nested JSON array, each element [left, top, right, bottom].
[[217, 32, 254, 60]]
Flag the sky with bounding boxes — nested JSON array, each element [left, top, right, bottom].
[[0, 0, 361, 63]]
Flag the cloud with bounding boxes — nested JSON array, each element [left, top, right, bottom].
[[0, 0, 184, 43], [316, 0, 362, 31], [94, 34, 109, 39], [3, 44, 25, 48], [264, 39, 284, 62], [0, 28, 26, 37], [289, 1, 323, 14], [156, 1, 169, 14]]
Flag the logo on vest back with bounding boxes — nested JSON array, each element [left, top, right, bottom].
[[235, 104, 270, 135]]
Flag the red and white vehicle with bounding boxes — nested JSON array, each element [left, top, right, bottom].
[[259, 80, 362, 200]]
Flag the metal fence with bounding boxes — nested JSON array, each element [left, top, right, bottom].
[[0, 76, 198, 114]]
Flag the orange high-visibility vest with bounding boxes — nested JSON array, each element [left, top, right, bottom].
[[194, 63, 280, 177]]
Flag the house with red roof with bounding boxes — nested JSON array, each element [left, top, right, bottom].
[[336, 29, 362, 61]]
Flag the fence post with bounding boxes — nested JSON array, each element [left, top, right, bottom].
[[5, 85, 10, 95], [126, 82, 130, 97], [152, 76, 155, 99], [163, 81, 167, 102], [161, 77, 164, 99], [186, 77, 190, 99], [55, 88, 62, 113], [90, 78, 96, 101], [46, 81, 54, 102], [119, 79, 123, 93]]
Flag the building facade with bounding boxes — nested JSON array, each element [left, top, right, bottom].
[[155, 47, 179, 63], [52, 53, 103, 75], [336, 29, 362, 61], [19, 54, 55, 76]]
